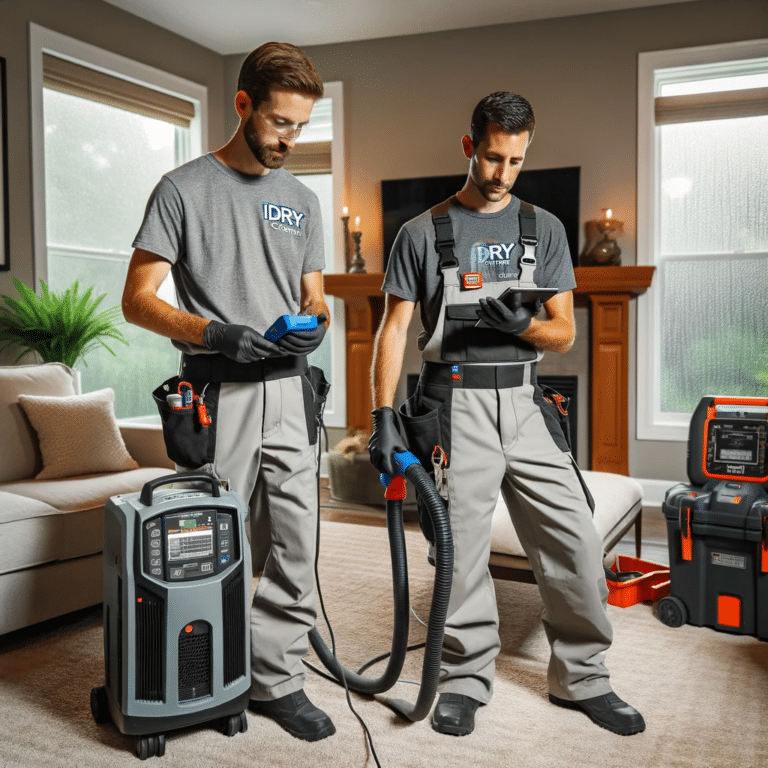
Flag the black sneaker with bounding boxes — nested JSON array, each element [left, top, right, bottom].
[[432, 693, 480, 736], [548, 691, 645, 735], [249, 690, 336, 741]]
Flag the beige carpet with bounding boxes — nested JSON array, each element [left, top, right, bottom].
[[1, 519, 767, 768]]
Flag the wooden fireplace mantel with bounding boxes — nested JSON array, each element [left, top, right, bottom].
[[323, 273, 384, 434], [573, 266, 655, 475], [324, 265, 655, 474]]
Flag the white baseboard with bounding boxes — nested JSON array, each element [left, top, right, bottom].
[[633, 477, 686, 508]]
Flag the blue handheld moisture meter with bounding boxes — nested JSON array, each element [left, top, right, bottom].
[[265, 314, 318, 342]]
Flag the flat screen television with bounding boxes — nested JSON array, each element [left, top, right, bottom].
[[381, 166, 580, 270]]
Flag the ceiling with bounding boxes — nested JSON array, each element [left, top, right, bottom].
[[101, 0, 699, 55]]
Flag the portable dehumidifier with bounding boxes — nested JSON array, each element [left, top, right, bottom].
[[659, 396, 768, 639], [90, 472, 252, 760]]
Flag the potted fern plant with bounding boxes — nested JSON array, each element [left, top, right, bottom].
[[0, 277, 128, 369]]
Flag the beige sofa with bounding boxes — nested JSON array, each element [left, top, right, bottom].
[[0, 363, 173, 636]]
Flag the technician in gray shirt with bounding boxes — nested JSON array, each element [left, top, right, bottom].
[[370, 92, 645, 738], [123, 42, 335, 743]]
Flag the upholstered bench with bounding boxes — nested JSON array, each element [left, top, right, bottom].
[[489, 470, 643, 583], [329, 452, 644, 583]]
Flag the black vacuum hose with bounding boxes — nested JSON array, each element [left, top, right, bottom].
[[308, 455, 453, 722]]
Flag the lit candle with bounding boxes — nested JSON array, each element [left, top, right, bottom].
[[355, 216, 360, 230], [343, 206, 348, 216], [604, 208, 612, 221]]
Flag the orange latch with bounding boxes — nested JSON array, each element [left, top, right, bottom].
[[681, 504, 693, 561], [762, 516, 768, 574]]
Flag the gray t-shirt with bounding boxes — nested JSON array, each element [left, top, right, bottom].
[[382, 195, 575, 342], [133, 153, 325, 353]]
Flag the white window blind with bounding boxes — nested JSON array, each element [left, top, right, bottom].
[[43, 53, 195, 128], [283, 140, 331, 175], [655, 86, 768, 124]]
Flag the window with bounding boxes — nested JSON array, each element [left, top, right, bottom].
[[286, 82, 347, 428], [30, 25, 206, 419], [637, 39, 768, 441]]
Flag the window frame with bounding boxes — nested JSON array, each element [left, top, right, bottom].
[[300, 81, 347, 427], [28, 23, 207, 285], [636, 37, 768, 442]]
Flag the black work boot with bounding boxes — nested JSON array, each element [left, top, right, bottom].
[[249, 690, 336, 741], [548, 691, 646, 735], [432, 693, 480, 736]]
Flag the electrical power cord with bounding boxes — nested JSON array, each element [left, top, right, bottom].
[[309, 409, 384, 768]]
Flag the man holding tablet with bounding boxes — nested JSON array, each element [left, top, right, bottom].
[[369, 92, 644, 738]]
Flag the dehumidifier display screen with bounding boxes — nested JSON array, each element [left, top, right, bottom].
[[714, 429, 758, 465], [167, 521, 214, 561]]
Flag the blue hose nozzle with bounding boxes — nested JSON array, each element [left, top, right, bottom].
[[379, 451, 421, 487]]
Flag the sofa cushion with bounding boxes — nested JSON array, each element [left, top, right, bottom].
[[0, 492, 62, 575], [0, 468, 173, 566], [0, 467, 173, 514], [0, 363, 77, 483], [490, 470, 643, 559], [17, 388, 139, 480]]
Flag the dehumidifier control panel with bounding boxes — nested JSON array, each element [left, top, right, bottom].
[[142, 508, 238, 582], [705, 419, 768, 482]]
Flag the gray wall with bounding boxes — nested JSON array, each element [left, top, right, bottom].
[[0, 0, 227, 296], [288, 0, 764, 481]]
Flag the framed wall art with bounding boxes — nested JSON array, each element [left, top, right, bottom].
[[0, 56, 9, 270]]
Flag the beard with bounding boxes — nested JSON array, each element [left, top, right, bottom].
[[244, 116, 289, 169], [477, 180, 511, 202], [471, 169, 511, 202]]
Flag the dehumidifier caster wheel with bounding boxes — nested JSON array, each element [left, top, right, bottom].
[[658, 595, 688, 628], [222, 711, 248, 737], [134, 733, 166, 760], [90, 685, 110, 724]]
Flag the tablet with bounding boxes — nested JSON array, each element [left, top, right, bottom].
[[498, 287, 558, 306], [474, 287, 558, 328]]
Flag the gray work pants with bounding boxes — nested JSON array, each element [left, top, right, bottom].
[[182, 376, 319, 701], [403, 377, 613, 703]]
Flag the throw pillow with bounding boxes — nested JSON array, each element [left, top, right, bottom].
[[17, 388, 139, 480]]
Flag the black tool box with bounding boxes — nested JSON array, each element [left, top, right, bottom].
[[658, 396, 768, 639], [660, 480, 768, 637]]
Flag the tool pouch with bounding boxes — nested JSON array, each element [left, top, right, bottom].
[[153, 376, 220, 469], [301, 365, 331, 445], [536, 383, 573, 452]]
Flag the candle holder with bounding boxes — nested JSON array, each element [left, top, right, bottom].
[[340, 213, 351, 271], [348, 231, 367, 273], [581, 209, 623, 267]]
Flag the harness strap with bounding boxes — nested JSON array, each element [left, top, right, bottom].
[[518, 201, 538, 287], [430, 200, 459, 270]]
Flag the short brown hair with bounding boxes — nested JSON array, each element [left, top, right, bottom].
[[238, 42, 324, 109], [470, 92, 535, 147]]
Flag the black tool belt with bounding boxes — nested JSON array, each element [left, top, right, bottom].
[[420, 361, 536, 389], [180, 352, 308, 383]]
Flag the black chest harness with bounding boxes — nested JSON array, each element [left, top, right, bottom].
[[422, 199, 541, 365]]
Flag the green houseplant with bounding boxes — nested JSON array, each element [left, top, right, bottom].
[[0, 277, 128, 368]]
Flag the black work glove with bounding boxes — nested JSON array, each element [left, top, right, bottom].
[[203, 320, 286, 362], [276, 313, 328, 356], [476, 293, 536, 335], [368, 407, 408, 479]]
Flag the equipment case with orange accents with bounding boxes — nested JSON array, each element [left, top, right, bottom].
[[659, 396, 768, 638], [661, 480, 768, 638]]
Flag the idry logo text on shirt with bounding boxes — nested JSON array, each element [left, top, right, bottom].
[[471, 242, 516, 264], [263, 203, 305, 237]]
